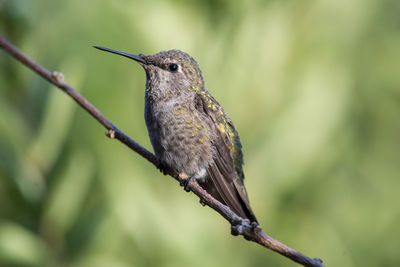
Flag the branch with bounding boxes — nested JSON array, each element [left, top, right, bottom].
[[0, 34, 325, 267]]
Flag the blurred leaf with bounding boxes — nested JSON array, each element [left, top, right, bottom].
[[42, 149, 94, 234], [0, 222, 47, 266]]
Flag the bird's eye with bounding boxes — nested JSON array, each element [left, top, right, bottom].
[[168, 63, 178, 72]]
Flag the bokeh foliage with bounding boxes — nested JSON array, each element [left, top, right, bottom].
[[1, 0, 400, 266]]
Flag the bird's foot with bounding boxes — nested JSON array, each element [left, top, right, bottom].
[[231, 223, 245, 236], [231, 218, 250, 236], [156, 160, 170, 175], [199, 199, 206, 206], [251, 221, 262, 233], [179, 173, 195, 192], [231, 219, 261, 236]]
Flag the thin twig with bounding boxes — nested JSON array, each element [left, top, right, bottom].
[[0, 34, 325, 267]]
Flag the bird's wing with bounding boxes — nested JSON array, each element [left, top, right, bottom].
[[194, 92, 257, 222]]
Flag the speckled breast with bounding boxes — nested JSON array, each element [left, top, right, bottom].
[[145, 100, 214, 176]]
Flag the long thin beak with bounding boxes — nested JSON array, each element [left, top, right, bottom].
[[93, 46, 146, 64]]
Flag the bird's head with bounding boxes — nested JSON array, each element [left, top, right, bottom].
[[94, 46, 205, 99]]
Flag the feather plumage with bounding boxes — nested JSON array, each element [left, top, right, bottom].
[[195, 92, 257, 222]]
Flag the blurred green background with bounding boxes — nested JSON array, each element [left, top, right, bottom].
[[1, 0, 400, 266]]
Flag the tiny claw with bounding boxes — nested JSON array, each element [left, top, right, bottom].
[[180, 179, 191, 192], [199, 199, 206, 206], [232, 216, 243, 226], [243, 218, 251, 226], [251, 222, 262, 233], [231, 224, 243, 236], [106, 129, 116, 139], [179, 174, 194, 192], [157, 160, 169, 175], [184, 180, 192, 192]]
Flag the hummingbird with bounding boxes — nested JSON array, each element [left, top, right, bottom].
[[94, 46, 257, 223]]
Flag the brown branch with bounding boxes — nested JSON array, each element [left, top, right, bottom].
[[0, 34, 325, 267]]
